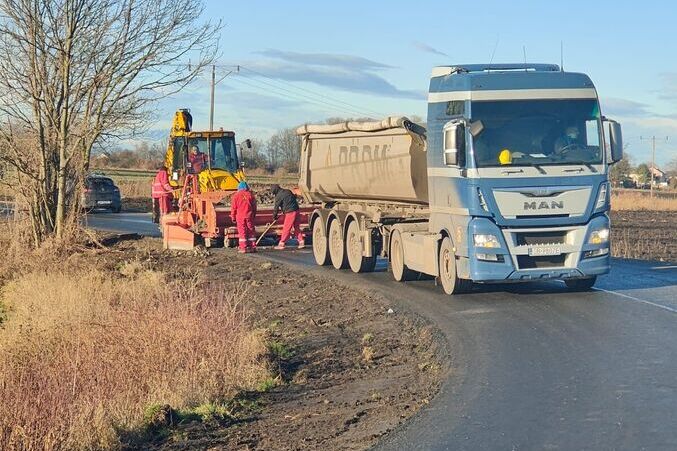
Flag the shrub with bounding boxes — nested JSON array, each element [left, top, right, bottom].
[[0, 269, 269, 450]]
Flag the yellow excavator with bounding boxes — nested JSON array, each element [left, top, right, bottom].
[[161, 109, 310, 250], [164, 109, 247, 193]]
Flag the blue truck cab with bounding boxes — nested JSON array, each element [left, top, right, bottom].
[[426, 63, 624, 293]]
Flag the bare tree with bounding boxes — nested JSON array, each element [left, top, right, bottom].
[[0, 0, 219, 245], [267, 128, 301, 173]]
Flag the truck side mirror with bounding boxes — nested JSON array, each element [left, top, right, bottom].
[[443, 121, 466, 167], [244, 139, 252, 149], [604, 118, 623, 164]]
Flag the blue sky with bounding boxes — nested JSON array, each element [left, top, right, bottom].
[[151, 0, 677, 166]]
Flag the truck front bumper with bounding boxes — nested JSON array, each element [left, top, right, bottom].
[[465, 215, 610, 283]]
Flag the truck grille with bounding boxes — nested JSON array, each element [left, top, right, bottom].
[[517, 255, 567, 269], [515, 231, 567, 246]]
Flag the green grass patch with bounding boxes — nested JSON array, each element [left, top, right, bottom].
[[267, 340, 295, 360], [256, 377, 278, 392]]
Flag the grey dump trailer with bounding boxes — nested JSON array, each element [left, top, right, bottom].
[[298, 117, 438, 276]]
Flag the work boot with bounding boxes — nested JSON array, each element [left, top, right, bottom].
[[297, 240, 305, 249], [247, 247, 257, 253], [237, 248, 247, 254], [274, 242, 286, 250]]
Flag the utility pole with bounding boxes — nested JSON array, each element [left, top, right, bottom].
[[208, 65, 237, 131], [640, 135, 669, 197], [209, 65, 215, 131]]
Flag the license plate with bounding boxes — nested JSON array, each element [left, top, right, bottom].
[[97, 200, 112, 205], [528, 246, 561, 257]]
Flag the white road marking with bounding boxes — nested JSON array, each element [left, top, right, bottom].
[[650, 266, 677, 270], [593, 287, 677, 314]]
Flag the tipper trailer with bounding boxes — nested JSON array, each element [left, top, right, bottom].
[[298, 63, 624, 294]]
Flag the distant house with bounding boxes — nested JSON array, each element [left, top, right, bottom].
[[629, 165, 667, 188], [649, 166, 666, 183]]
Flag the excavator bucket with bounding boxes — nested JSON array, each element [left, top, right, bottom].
[[161, 214, 196, 250]]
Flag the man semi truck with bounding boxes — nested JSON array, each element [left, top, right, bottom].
[[298, 63, 623, 295]]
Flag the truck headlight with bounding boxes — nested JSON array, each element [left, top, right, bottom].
[[588, 227, 609, 244], [595, 183, 608, 210], [473, 233, 500, 248]]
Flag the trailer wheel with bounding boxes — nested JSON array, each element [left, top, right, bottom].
[[328, 220, 348, 269], [439, 236, 472, 295], [564, 276, 597, 291], [390, 229, 416, 281], [346, 221, 376, 273], [312, 218, 330, 266]]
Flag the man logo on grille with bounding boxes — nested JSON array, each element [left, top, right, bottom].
[[524, 201, 564, 210]]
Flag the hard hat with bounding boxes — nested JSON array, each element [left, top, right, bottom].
[[237, 181, 248, 191], [498, 149, 512, 165]]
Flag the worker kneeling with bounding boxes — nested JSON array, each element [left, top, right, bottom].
[[271, 184, 304, 250], [231, 181, 257, 253]]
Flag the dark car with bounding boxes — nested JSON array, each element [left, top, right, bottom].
[[83, 175, 121, 213]]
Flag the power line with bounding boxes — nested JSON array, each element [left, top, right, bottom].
[[164, 61, 389, 119], [237, 65, 386, 118], [224, 73, 380, 118]]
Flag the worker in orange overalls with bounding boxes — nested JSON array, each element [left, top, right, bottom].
[[151, 166, 173, 223], [230, 181, 257, 253]]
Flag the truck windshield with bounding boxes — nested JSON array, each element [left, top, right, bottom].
[[185, 136, 238, 172], [471, 99, 603, 167]]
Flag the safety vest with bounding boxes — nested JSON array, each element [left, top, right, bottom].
[[151, 170, 172, 198]]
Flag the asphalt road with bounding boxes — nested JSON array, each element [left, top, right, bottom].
[[89, 211, 677, 450], [85, 211, 161, 237]]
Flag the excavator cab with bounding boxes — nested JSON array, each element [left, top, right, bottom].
[[165, 109, 245, 193]]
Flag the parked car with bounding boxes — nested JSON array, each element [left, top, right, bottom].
[[83, 175, 121, 213]]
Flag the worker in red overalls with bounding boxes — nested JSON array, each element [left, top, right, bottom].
[[151, 166, 173, 223], [188, 145, 208, 174], [271, 184, 304, 250], [230, 181, 257, 253]]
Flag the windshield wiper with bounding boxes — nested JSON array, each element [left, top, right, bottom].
[[562, 163, 598, 173], [501, 168, 524, 175], [532, 164, 546, 174]]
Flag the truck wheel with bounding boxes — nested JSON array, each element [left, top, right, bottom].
[[346, 220, 376, 273], [312, 218, 330, 266], [439, 236, 472, 295], [390, 229, 416, 281], [565, 276, 597, 291], [328, 220, 348, 269]]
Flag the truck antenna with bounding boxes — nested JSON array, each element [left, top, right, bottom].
[[560, 41, 564, 71], [522, 46, 527, 70], [489, 36, 500, 64]]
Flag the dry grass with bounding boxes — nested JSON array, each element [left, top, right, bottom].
[[116, 178, 152, 198], [611, 191, 677, 211], [0, 266, 269, 450]]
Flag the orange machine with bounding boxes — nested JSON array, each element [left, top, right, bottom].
[[160, 109, 311, 250]]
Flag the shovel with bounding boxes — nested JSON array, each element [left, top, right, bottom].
[[255, 217, 278, 246]]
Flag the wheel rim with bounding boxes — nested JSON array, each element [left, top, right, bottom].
[[391, 232, 404, 279], [439, 239, 456, 293], [347, 222, 362, 271], [329, 221, 344, 269], [312, 220, 327, 265]]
